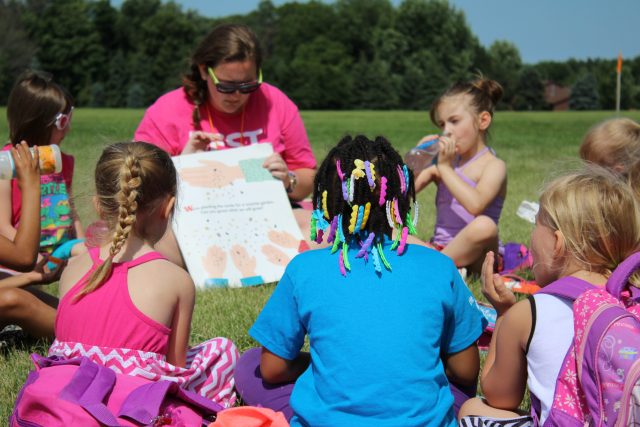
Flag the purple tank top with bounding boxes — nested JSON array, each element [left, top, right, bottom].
[[433, 147, 504, 246]]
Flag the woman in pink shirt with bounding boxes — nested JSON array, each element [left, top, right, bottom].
[[134, 23, 316, 201]]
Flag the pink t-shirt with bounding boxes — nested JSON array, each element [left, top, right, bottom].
[[134, 84, 316, 171]]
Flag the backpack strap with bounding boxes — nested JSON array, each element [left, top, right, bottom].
[[606, 251, 640, 298], [536, 276, 595, 301], [58, 357, 123, 426], [118, 379, 223, 424]]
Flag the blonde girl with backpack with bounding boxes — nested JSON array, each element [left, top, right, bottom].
[[458, 167, 640, 425]]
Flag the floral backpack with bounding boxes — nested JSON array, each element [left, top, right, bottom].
[[534, 252, 640, 426]]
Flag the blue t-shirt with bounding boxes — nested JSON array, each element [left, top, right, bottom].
[[250, 241, 487, 427]]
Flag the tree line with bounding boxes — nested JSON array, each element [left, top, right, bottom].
[[1, 0, 638, 110]]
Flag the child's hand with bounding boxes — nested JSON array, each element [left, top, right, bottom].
[[12, 141, 40, 192], [481, 251, 516, 316], [26, 256, 66, 285], [437, 136, 457, 167]]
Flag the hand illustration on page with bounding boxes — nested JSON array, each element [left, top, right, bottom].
[[180, 160, 244, 188], [202, 245, 227, 277], [261, 244, 291, 267], [230, 244, 257, 277], [267, 229, 300, 249]]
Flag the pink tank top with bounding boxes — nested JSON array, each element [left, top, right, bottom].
[[55, 247, 171, 355], [433, 147, 504, 246]]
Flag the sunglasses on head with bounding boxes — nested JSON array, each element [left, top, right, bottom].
[[207, 67, 262, 94], [52, 106, 74, 130]]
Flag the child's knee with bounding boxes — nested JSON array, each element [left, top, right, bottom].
[[0, 288, 26, 312], [458, 396, 484, 419]]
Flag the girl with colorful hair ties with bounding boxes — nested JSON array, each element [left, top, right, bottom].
[[234, 135, 487, 426], [49, 142, 238, 407]]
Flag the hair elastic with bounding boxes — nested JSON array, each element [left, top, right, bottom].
[[342, 180, 348, 201], [352, 159, 366, 180], [405, 212, 417, 235], [338, 247, 346, 276], [310, 216, 317, 242], [348, 205, 359, 234], [315, 228, 324, 244], [379, 176, 387, 206], [412, 201, 419, 228]]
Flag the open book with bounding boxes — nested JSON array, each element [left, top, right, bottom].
[[171, 144, 305, 288]]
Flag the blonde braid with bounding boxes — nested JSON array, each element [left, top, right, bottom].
[[75, 149, 142, 300]]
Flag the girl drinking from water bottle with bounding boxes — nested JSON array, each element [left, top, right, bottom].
[[414, 77, 506, 274]]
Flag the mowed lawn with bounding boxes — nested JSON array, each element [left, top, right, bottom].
[[1, 108, 639, 419]]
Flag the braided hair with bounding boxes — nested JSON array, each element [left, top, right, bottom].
[[312, 135, 418, 275], [75, 142, 177, 299]]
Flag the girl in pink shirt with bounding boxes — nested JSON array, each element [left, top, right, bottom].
[[50, 142, 238, 407]]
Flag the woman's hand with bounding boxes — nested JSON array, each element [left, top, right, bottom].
[[13, 141, 40, 193], [482, 251, 516, 316], [262, 152, 289, 186], [182, 131, 224, 154]]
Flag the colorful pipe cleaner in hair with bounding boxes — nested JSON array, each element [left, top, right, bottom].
[[377, 243, 392, 271], [393, 198, 403, 226], [397, 165, 406, 194], [354, 205, 365, 232], [361, 202, 371, 230], [348, 176, 355, 203], [364, 161, 376, 189], [341, 180, 348, 201], [352, 159, 366, 179], [397, 226, 409, 255], [322, 190, 329, 219], [405, 212, 417, 235], [356, 232, 375, 258], [348, 205, 359, 234], [341, 241, 351, 276], [412, 201, 419, 228], [336, 159, 345, 182], [378, 176, 387, 206], [372, 247, 382, 273], [327, 215, 339, 243], [385, 200, 395, 228], [402, 165, 410, 195]]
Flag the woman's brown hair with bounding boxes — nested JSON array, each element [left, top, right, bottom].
[[182, 24, 262, 130]]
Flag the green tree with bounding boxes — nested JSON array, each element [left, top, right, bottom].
[[487, 40, 522, 109], [570, 73, 600, 110], [23, 0, 103, 104], [512, 67, 547, 110], [350, 56, 400, 109], [0, 1, 35, 103]]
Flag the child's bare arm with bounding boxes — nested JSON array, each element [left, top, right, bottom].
[[259, 347, 310, 384], [414, 165, 440, 192], [166, 271, 195, 367], [438, 157, 506, 215], [0, 142, 41, 271], [0, 180, 17, 240], [443, 343, 480, 387], [0, 257, 64, 290]]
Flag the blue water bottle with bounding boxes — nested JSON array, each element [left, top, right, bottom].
[[404, 137, 440, 173]]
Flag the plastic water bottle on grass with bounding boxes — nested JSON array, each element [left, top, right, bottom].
[[404, 137, 440, 174]]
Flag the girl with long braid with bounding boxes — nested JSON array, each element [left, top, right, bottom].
[[48, 142, 238, 407], [234, 135, 487, 426]]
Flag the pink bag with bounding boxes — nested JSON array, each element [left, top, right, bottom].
[[11, 354, 222, 426]]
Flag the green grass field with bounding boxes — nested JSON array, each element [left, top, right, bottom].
[[1, 108, 639, 420]]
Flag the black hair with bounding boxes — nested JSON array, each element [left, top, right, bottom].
[[312, 135, 416, 251]]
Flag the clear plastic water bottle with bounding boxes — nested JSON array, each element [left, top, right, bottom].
[[0, 145, 62, 180], [404, 137, 440, 173]]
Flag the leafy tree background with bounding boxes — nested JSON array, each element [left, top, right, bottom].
[[0, 0, 638, 110]]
